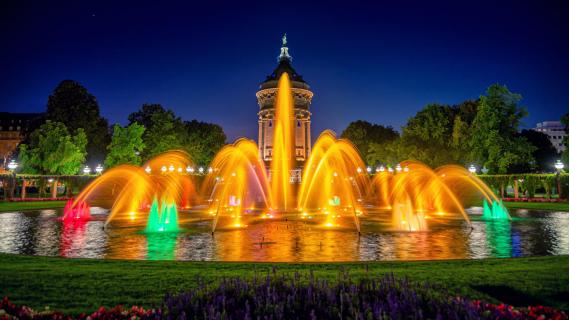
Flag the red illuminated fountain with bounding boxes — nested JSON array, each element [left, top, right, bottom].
[[62, 199, 91, 221]]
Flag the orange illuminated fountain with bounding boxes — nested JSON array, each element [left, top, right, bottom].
[[270, 73, 295, 211], [70, 150, 196, 231], [68, 72, 508, 238], [298, 130, 368, 231], [201, 138, 272, 231], [370, 161, 509, 231]]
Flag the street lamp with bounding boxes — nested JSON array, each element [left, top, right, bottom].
[[403, 166, 409, 172], [208, 167, 213, 174], [95, 164, 104, 174], [83, 166, 91, 175], [7, 159, 18, 171], [145, 166, 152, 174], [168, 164, 175, 172], [468, 164, 477, 174], [554, 160, 565, 171], [395, 164, 402, 172], [555, 160, 565, 200], [356, 167, 362, 174], [160, 166, 167, 173], [366, 166, 372, 173], [198, 167, 204, 174], [186, 166, 194, 173], [481, 166, 489, 174], [379, 165, 385, 172]]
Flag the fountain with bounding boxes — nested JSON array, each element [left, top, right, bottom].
[[145, 199, 179, 233], [482, 199, 510, 220], [69, 72, 508, 236], [62, 199, 91, 221]]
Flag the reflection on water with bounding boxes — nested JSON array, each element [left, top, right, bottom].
[[0, 208, 568, 262]]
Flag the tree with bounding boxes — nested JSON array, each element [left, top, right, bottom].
[[398, 104, 457, 167], [367, 139, 403, 166], [18, 121, 87, 174], [511, 130, 558, 172], [104, 123, 146, 168], [46, 80, 110, 163], [469, 84, 535, 173], [340, 121, 399, 160], [128, 104, 227, 164], [129, 104, 184, 159], [181, 120, 226, 165]]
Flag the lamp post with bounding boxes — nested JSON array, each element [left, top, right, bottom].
[[555, 160, 565, 199], [95, 164, 104, 174], [83, 165, 91, 175], [6, 160, 18, 199], [145, 166, 152, 174]]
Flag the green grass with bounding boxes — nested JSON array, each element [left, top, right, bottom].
[[1, 254, 568, 314], [503, 201, 569, 211], [0, 200, 67, 212]]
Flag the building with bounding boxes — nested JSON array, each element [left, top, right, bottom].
[[257, 35, 313, 166], [0, 112, 44, 167], [534, 121, 567, 153]]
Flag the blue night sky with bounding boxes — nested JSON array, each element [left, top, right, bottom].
[[0, 0, 568, 141]]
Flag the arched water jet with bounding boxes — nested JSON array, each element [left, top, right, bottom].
[[435, 165, 510, 220], [72, 151, 197, 231], [202, 139, 272, 232], [298, 131, 369, 232]]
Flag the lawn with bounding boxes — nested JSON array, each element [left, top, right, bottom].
[[1, 200, 568, 214], [0, 254, 568, 314], [0, 200, 67, 212], [503, 201, 569, 212]]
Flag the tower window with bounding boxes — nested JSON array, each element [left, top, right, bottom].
[[297, 120, 301, 127], [268, 120, 272, 127]]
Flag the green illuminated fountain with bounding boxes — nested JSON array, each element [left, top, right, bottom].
[[145, 199, 179, 233], [482, 199, 510, 220]]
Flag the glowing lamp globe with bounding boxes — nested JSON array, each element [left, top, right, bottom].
[[83, 166, 91, 175], [198, 167, 204, 174], [555, 160, 565, 171], [366, 166, 372, 173], [396, 164, 402, 172], [7, 159, 18, 171], [168, 164, 175, 172], [145, 166, 152, 174], [468, 164, 477, 174], [186, 166, 194, 173], [95, 164, 103, 174]]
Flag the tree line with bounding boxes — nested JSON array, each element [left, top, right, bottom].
[[341, 84, 568, 174], [17, 80, 226, 175]]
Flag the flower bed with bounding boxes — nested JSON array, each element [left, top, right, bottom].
[[1, 272, 567, 319]]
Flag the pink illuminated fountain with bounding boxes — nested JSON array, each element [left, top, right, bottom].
[[62, 199, 91, 221]]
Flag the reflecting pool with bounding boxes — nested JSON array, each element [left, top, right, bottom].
[[0, 207, 567, 262]]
